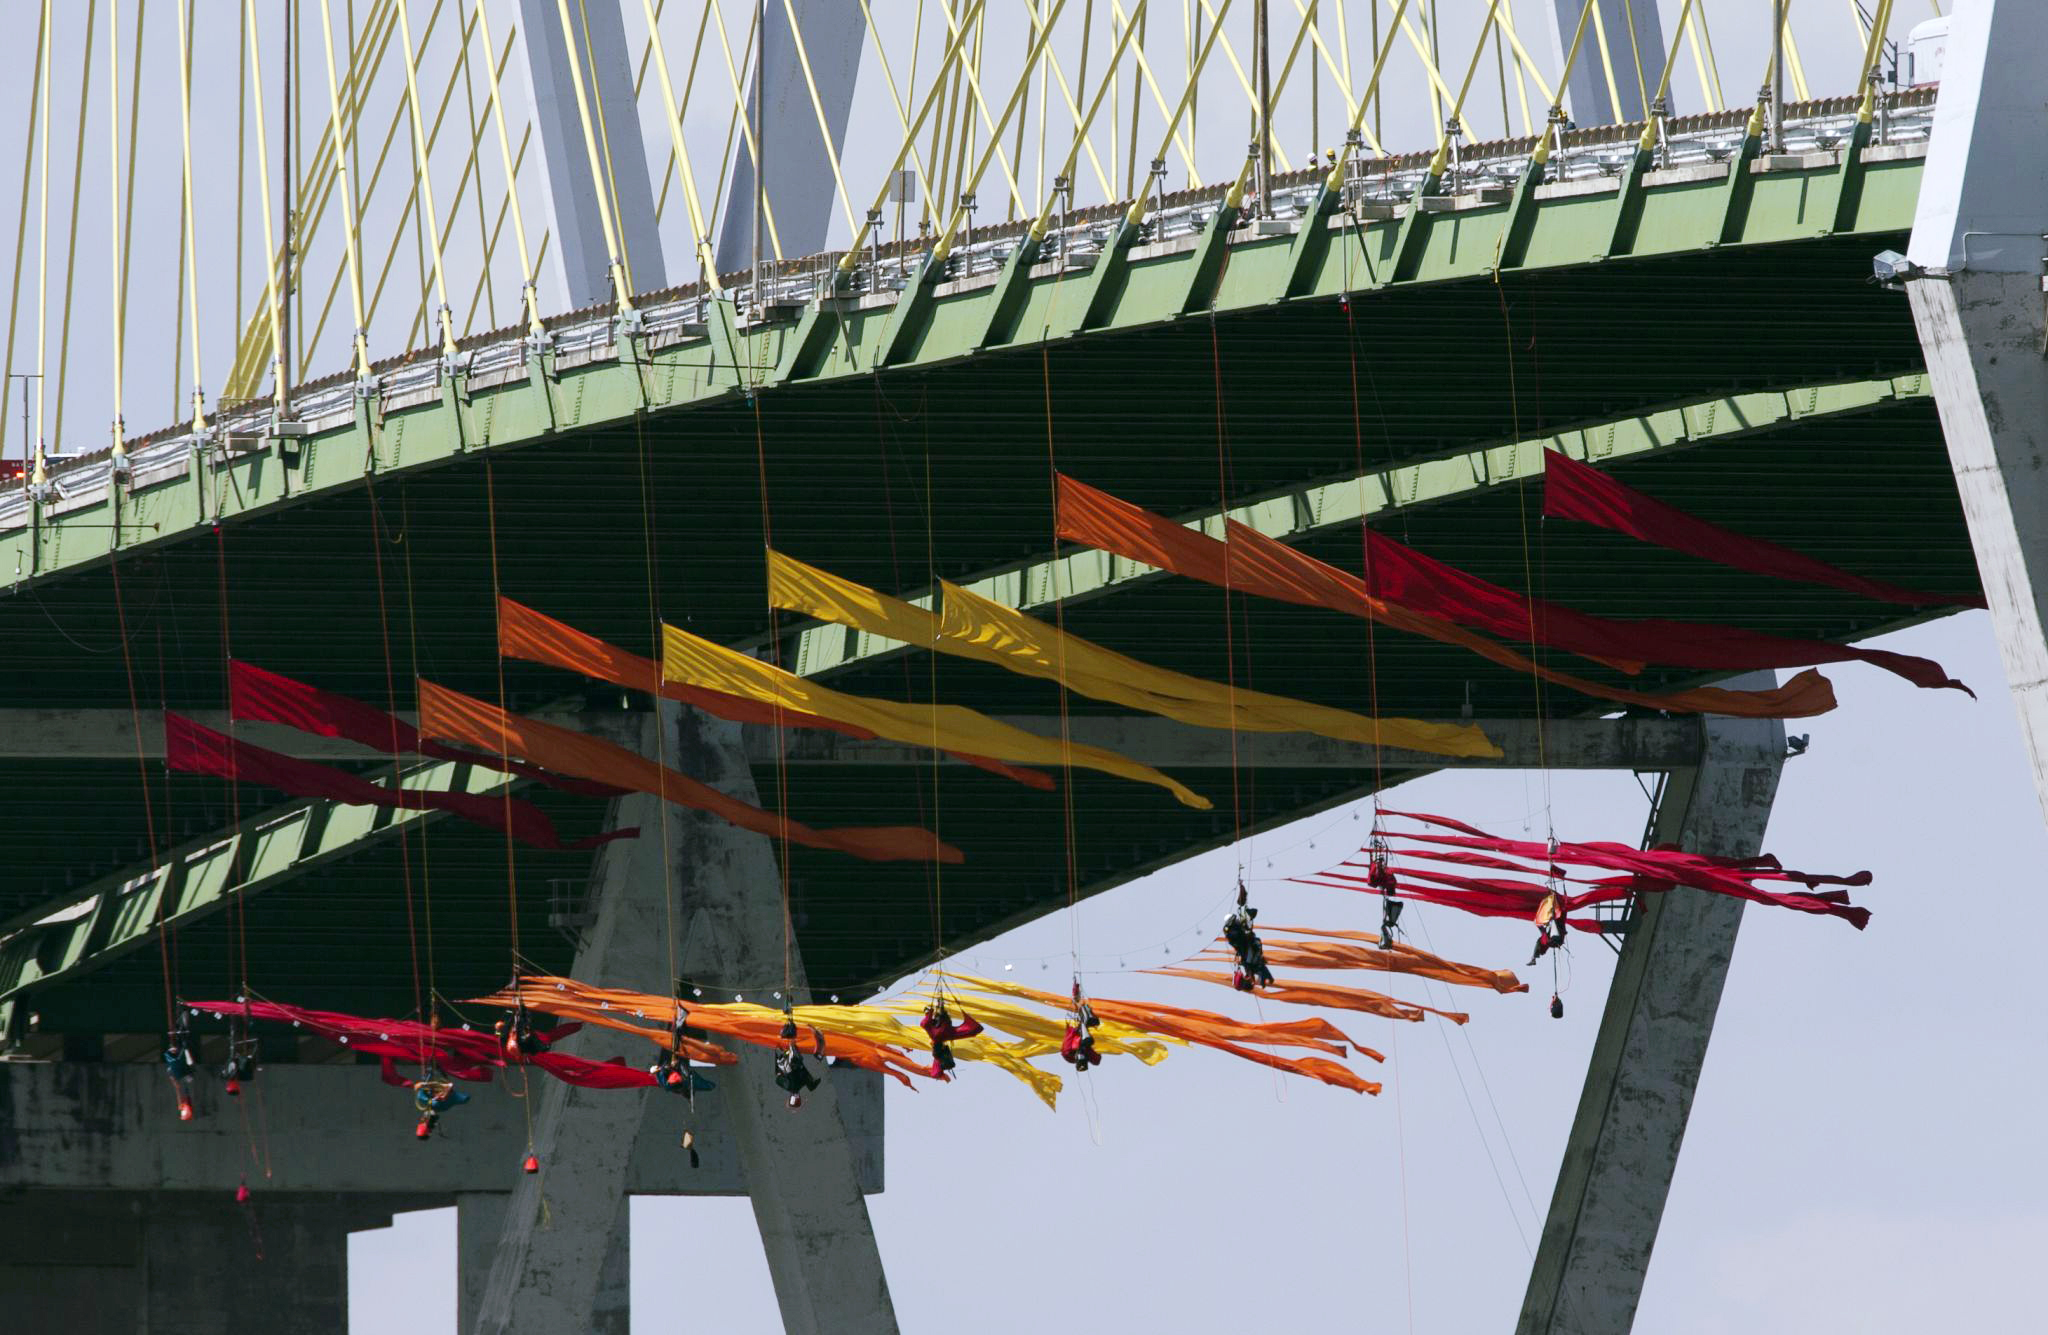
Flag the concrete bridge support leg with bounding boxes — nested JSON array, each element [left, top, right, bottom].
[[472, 706, 894, 1333], [673, 709, 900, 1335], [1518, 677, 1785, 1334], [1906, 0, 2048, 831], [470, 715, 677, 1335]]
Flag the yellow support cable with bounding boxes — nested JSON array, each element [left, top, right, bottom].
[[835, 0, 988, 275], [929, 0, 1031, 217], [315, 0, 377, 380], [52, 0, 99, 454], [1320, 0, 1416, 192], [1125, 0, 1233, 225], [455, 0, 497, 333], [553, 0, 634, 312], [173, 0, 208, 431], [2, 3, 48, 469], [1393, 4, 1479, 142], [1621, 0, 1649, 116], [1494, 0, 1555, 119], [366, 6, 499, 337], [853, 0, 938, 211], [573, 0, 638, 296], [305, 0, 476, 369], [1022, 0, 1147, 243], [1108, 0, 1200, 181], [1684, 0, 1719, 112], [107, 0, 126, 463], [397, 22, 513, 351], [35, 0, 52, 469], [472, 1, 544, 337], [223, 0, 406, 393], [1531, 0, 1599, 167], [244, 0, 290, 413], [641, 0, 721, 290], [1018, 0, 1115, 201], [931, 0, 1074, 261], [1426, 0, 1504, 177], [1587, 2, 1624, 126], [649, 0, 718, 226], [706, 0, 784, 263], [1634, 0, 1696, 154], [394, 0, 461, 359], [1289, 0, 1358, 123], [461, 125, 534, 333], [779, 0, 863, 241], [1194, 0, 1298, 161], [1854, 0, 1897, 123]]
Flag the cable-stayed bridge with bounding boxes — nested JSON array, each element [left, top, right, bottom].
[[3, 3, 2044, 1332]]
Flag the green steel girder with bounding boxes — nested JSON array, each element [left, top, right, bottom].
[[780, 372, 1933, 678], [0, 757, 515, 1040], [0, 144, 1927, 593]]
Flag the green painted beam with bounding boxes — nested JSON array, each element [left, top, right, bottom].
[[0, 756, 515, 1040], [781, 373, 1933, 678], [0, 140, 1928, 594]]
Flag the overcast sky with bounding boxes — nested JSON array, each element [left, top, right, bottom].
[[6, 3, 2028, 1331]]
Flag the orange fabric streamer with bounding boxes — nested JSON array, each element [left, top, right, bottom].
[[951, 974, 1381, 1093], [497, 597, 1054, 792], [1054, 474, 1839, 720], [1149, 967, 1472, 1025], [416, 680, 963, 864], [473, 980, 930, 1087], [1198, 932, 1529, 993]]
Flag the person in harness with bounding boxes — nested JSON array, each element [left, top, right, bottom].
[[1222, 884, 1275, 991]]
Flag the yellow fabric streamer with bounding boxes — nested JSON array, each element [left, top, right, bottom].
[[660, 618, 1211, 809], [766, 550, 1498, 760], [890, 992, 1177, 1066]]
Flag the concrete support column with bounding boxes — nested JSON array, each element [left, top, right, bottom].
[[519, 0, 668, 306], [1906, 0, 2048, 830], [471, 716, 673, 1335], [713, 0, 869, 273], [1518, 676, 1786, 1334], [0, 1192, 365, 1335], [671, 705, 899, 1335]]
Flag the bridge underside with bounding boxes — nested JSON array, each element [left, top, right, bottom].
[[0, 229, 1975, 1039]]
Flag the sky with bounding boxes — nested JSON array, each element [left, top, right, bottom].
[[2, 2, 2030, 1331]]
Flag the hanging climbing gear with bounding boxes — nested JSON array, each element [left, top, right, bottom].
[[1222, 883, 1275, 991], [1366, 828, 1403, 948]]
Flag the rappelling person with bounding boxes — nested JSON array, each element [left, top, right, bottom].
[[773, 1012, 822, 1109], [164, 1011, 202, 1121], [219, 1004, 258, 1097], [1059, 981, 1103, 1070], [496, 997, 550, 1063], [1222, 884, 1275, 991], [919, 997, 985, 1079], [1367, 839, 1403, 949], [412, 1076, 470, 1140], [1527, 889, 1569, 967], [649, 1006, 713, 1097]]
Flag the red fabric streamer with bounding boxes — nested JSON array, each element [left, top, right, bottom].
[[187, 999, 683, 1090], [498, 597, 1054, 791], [1543, 449, 1985, 610], [163, 712, 636, 852], [230, 660, 625, 798], [1054, 473, 1840, 719], [1353, 521, 1971, 695]]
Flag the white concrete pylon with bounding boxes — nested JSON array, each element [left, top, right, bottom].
[[1906, 0, 2048, 832]]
